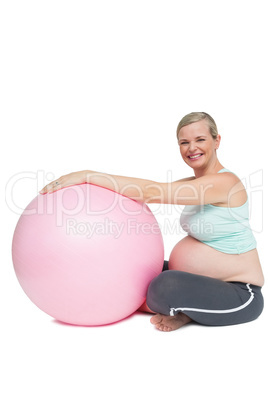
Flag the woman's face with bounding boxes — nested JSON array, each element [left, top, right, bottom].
[[178, 120, 220, 170]]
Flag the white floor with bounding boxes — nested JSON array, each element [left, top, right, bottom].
[[1, 267, 267, 402]]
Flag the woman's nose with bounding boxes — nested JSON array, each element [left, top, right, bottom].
[[188, 142, 196, 152]]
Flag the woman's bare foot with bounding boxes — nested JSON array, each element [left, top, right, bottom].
[[150, 313, 192, 332]]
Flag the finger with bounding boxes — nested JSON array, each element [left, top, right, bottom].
[[48, 182, 61, 193], [39, 186, 48, 194], [40, 180, 61, 194]]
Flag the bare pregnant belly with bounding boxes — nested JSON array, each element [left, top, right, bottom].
[[169, 236, 264, 287]]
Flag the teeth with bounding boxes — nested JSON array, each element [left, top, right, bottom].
[[189, 154, 202, 159]]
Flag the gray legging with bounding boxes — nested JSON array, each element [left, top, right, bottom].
[[146, 261, 264, 326]]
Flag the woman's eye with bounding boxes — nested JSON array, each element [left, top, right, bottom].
[[180, 139, 205, 145]]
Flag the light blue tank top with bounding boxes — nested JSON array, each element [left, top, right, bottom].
[[180, 168, 257, 254]]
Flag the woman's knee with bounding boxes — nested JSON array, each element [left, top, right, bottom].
[[148, 271, 174, 296], [146, 271, 182, 313]]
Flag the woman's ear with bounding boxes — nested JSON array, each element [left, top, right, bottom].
[[215, 134, 221, 149]]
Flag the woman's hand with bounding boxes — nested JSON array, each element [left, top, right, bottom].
[[39, 170, 88, 194]]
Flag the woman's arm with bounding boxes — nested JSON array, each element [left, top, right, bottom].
[[40, 170, 239, 205], [155, 173, 240, 205], [40, 170, 157, 203]]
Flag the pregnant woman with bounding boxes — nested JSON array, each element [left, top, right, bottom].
[[40, 112, 264, 332]]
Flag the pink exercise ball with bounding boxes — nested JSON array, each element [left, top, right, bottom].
[[12, 184, 164, 326]]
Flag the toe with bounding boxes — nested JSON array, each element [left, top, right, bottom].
[[156, 323, 164, 331], [150, 314, 163, 325]]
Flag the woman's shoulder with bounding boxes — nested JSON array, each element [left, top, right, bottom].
[[217, 168, 241, 183], [214, 168, 247, 207]]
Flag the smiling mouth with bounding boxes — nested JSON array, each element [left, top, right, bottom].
[[188, 153, 203, 160]]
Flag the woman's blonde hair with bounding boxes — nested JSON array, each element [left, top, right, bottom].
[[176, 112, 219, 140]]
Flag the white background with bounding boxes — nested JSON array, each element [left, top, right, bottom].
[[1, 1, 267, 401]]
